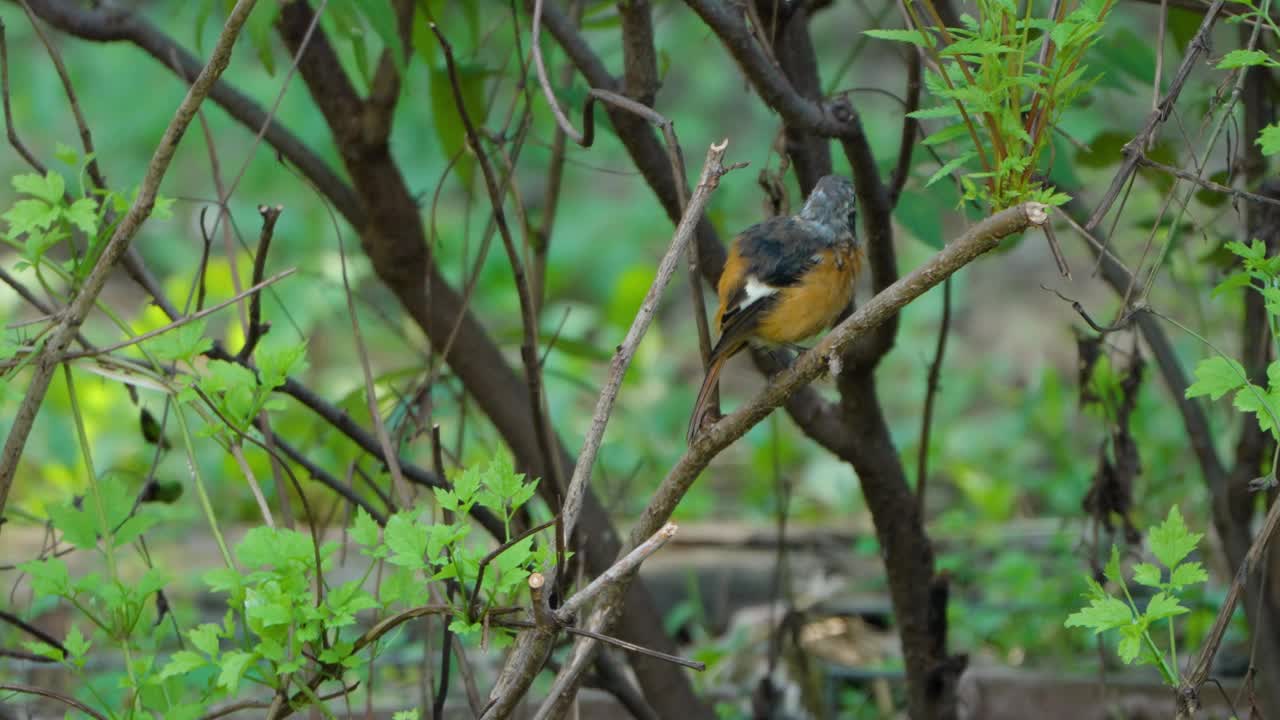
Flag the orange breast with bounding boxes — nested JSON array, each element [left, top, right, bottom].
[[755, 245, 860, 345]]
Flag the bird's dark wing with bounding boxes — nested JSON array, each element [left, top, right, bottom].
[[738, 216, 828, 287], [719, 217, 826, 322]]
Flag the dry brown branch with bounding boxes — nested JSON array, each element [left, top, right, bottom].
[[560, 141, 741, 542]]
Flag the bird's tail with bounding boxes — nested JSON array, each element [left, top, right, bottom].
[[687, 338, 745, 444]]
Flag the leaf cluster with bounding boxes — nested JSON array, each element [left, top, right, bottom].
[[1065, 506, 1208, 684], [866, 0, 1113, 210]]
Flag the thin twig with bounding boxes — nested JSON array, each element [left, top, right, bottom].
[[1084, 0, 1227, 231], [0, 20, 45, 173], [18, 0, 106, 189], [429, 20, 565, 494], [55, 270, 295, 362], [560, 141, 742, 543], [237, 204, 283, 361], [468, 516, 560, 620], [0, 683, 110, 720], [555, 523, 678, 622], [530, 0, 585, 144], [916, 277, 951, 515]]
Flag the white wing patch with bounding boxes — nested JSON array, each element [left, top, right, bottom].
[[738, 276, 778, 311]]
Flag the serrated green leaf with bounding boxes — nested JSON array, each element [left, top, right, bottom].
[[1217, 49, 1273, 69], [1104, 544, 1123, 585], [1148, 506, 1202, 568], [63, 198, 99, 235], [5, 198, 61, 236], [189, 623, 222, 657], [114, 508, 162, 548], [1169, 561, 1209, 589], [1212, 271, 1254, 297], [13, 171, 64, 203], [1143, 591, 1189, 621], [216, 650, 255, 694], [1132, 562, 1162, 587], [22, 640, 64, 662], [256, 341, 307, 389], [1065, 594, 1133, 632], [1117, 625, 1142, 663], [863, 28, 928, 44], [19, 558, 70, 596], [146, 319, 212, 362], [351, 507, 380, 547], [1257, 123, 1280, 156], [48, 502, 98, 549], [385, 513, 429, 567], [1185, 356, 1248, 400], [926, 152, 976, 188], [1233, 384, 1280, 437], [63, 625, 90, 658]]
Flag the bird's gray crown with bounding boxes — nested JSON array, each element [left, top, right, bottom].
[[799, 175, 858, 244]]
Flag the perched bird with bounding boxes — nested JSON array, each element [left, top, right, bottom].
[[688, 175, 862, 442]]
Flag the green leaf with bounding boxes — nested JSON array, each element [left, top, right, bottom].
[[427, 61, 488, 189], [1185, 356, 1248, 400], [394, 711, 421, 720], [13, 171, 64, 203], [906, 104, 965, 121], [863, 28, 928, 44], [63, 198, 99, 235], [1132, 562, 1162, 588], [114, 507, 162, 547], [54, 142, 79, 167], [1257, 123, 1280, 156], [216, 650, 255, 695], [1169, 561, 1209, 590], [1104, 544, 1123, 585], [1117, 625, 1142, 663], [161, 650, 207, 678], [925, 152, 976, 188], [61, 624, 89, 659], [19, 558, 70, 596], [1233, 384, 1280, 437], [22, 640, 64, 662], [1212, 271, 1254, 297], [146, 319, 212, 362], [1143, 591, 1189, 621], [351, 507, 381, 547], [1148, 506, 1202, 569], [189, 623, 223, 657], [5, 198, 61, 236], [354, 0, 406, 76], [1217, 49, 1273, 69], [256, 341, 308, 389], [1065, 594, 1133, 632], [385, 512, 429, 567], [203, 567, 244, 594], [48, 501, 98, 550]]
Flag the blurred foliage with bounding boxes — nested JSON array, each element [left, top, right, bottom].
[[0, 0, 1270, 713]]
